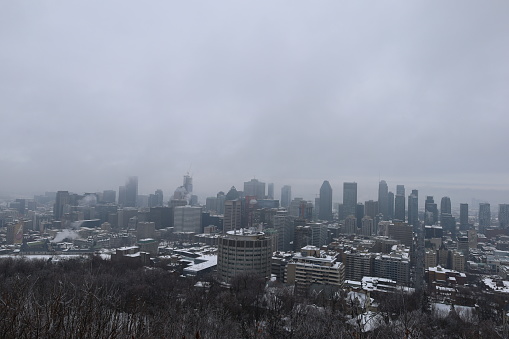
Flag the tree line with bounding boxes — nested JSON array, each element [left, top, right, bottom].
[[0, 256, 503, 338]]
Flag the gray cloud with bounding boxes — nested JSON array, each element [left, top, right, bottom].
[[1, 1, 508, 205]]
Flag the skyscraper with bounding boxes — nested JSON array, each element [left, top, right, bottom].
[[378, 180, 389, 220], [365, 200, 378, 219], [244, 179, 265, 199], [223, 199, 242, 233], [499, 204, 509, 229], [396, 185, 405, 196], [319, 180, 333, 221], [387, 191, 394, 220], [281, 185, 292, 209], [394, 194, 406, 221], [267, 183, 274, 200], [478, 203, 491, 234], [440, 197, 452, 216], [125, 176, 138, 207], [408, 190, 419, 230], [183, 174, 193, 194], [54, 191, 70, 220], [356, 203, 365, 226], [424, 196, 438, 225], [459, 203, 469, 230], [343, 182, 357, 219]]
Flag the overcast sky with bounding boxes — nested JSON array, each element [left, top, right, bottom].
[[1, 1, 508, 205]]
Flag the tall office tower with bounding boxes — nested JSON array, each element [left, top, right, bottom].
[[387, 191, 394, 220], [173, 206, 202, 233], [118, 186, 126, 206], [365, 200, 378, 219], [293, 225, 311, 251], [337, 203, 345, 221], [15, 199, 26, 215], [343, 182, 357, 219], [281, 185, 292, 208], [274, 209, 292, 251], [396, 185, 405, 196], [54, 191, 70, 220], [408, 190, 419, 230], [205, 197, 217, 212], [267, 183, 274, 200], [459, 203, 469, 230], [125, 176, 138, 207], [314, 197, 320, 220], [440, 197, 452, 215], [217, 229, 272, 284], [243, 179, 266, 199], [424, 196, 438, 225], [216, 191, 226, 214], [378, 180, 389, 220], [223, 199, 242, 233], [394, 194, 406, 221], [441, 214, 456, 237], [499, 204, 509, 229], [183, 174, 193, 194], [102, 190, 116, 203], [478, 203, 491, 234], [319, 180, 333, 221], [155, 189, 163, 206], [356, 203, 365, 226]]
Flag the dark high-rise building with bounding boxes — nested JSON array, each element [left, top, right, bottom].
[[396, 185, 405, 196], [54, 191, 70, 220], [125, 176, 138, 207], [478, 203, 491, 234], [440, 197, 451, 216], [319, 180, 333, 221], [225, 186, 240, 201], [459, 203, 469, 230], [378, 180, 389, 220], [408, 190, 419, 230], [118, 186, 126, 206], [424, 196, 438, 225], [499, 204, 509, 229], [148, 189, 164, 207], [365, 200, 378, 219], [102, 190, 116, 203], [343, 182, 357, 219], [183, 174, 193, 194], [394, 194, 405, 221], [387, 191, 394, 220], [267, 183, 274, 200], [356, 203, 365, 227], [244, 179, 265, 199], [281, 185, 291, 208]]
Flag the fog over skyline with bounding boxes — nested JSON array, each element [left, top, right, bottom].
[[1, 1, 508, 205]]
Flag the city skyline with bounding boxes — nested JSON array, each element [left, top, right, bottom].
[[1, 2, 508, 205]]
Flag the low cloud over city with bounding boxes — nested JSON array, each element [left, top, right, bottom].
[[1, 1, 508, 203]]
